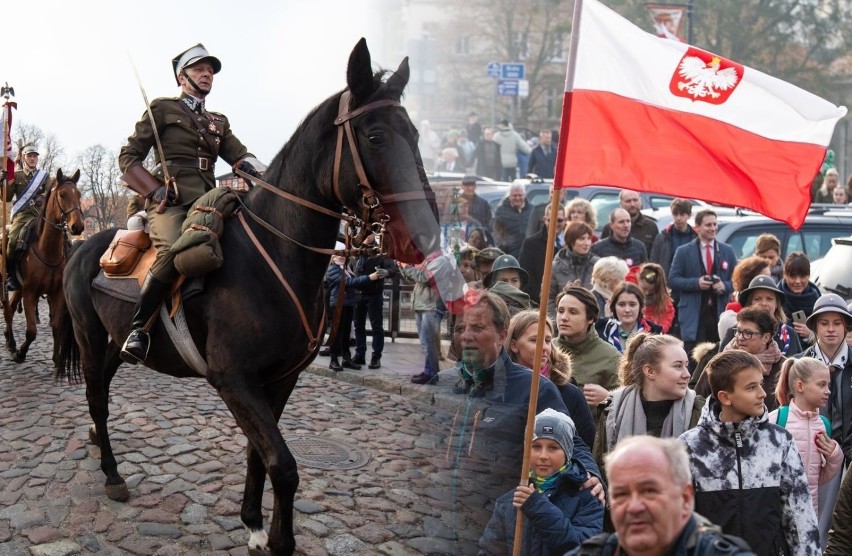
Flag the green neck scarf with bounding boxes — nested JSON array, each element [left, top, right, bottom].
[[529, 463, 569, 493]]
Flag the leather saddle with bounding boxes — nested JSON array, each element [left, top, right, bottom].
[[93, 229, 202, 304]]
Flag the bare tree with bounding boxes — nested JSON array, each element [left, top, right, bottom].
[[39, 133, 66, 176], [11, 121, 66, 174], [77, 145, 128, 231]]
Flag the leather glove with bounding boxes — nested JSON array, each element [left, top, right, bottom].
[[149, 185, 176, 205], [234, 160, 260, 179], [375, 268, 390, 280]]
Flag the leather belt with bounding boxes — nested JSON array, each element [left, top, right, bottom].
[[162, 157, 213, 171]]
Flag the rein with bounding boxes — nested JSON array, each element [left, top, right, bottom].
[[232, 91, 434, 353]]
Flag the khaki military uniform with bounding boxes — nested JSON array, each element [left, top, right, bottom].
[[119, 93, 251, 282], [5, 167, 49, 255]]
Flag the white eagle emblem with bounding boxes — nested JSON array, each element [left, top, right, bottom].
[[676, 56, 739, 100]]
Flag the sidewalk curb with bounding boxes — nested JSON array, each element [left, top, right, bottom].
[[305, 363, 465, 411]]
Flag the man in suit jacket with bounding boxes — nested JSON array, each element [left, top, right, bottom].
[[668, 209, 737, 359]]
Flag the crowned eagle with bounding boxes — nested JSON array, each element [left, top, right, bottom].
[[676, 56, 739, 99]]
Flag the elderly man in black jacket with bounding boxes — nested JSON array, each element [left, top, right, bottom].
[[493, 183, 534, 258]]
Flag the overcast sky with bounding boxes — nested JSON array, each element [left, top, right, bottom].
[[4, 0, 391, 174]]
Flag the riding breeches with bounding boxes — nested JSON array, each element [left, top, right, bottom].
[[147, 203, 187, 283], [6, 209, 38, 257]]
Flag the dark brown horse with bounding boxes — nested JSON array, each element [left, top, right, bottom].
[[57, 40, 440, 555], [4, 168, 84, 365]]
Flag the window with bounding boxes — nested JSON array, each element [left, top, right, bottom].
[[799, 228, 847, 259], [589, 192, 620, 232], [456, 34, 470, 56], [545, 86, 560, 119], [550, 32, 567, 62], [513, 32, 529, 60]]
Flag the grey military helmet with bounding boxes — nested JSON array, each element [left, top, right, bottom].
[[172, 43, 222, 85], [483, 254, 529, 289]]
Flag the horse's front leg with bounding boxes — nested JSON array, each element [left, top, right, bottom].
[[14, 290, 38, 363], [3, 290, 18, 354], [214, 372, 300, 555]]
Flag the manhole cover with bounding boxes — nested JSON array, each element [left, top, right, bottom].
[[284, 435, 370, 470]]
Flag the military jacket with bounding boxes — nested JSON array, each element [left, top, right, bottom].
[[119, 94, 251, 206], [5, 168, 49, 204]]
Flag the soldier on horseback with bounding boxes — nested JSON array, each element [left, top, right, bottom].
[[118, 43, 265, 364], [5, 144, 50, 291]]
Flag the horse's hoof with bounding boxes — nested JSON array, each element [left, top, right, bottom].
[[247, 529, 270, 554], [105, 481, 129, 502], [13, 352, 25, 363], [88, 425, 98, 445]]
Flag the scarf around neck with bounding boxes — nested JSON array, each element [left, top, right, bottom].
[[529, 463, 569, 493], [605, 385, 697, 452]]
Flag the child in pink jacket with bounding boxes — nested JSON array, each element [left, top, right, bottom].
[[769, 357, 843, 520]]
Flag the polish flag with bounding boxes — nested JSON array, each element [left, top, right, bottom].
[[554, 0, 847, 229], [0, 100, 14, 178]]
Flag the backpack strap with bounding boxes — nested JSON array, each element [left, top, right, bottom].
[[820, 414, 832, 438], [776, 405, 789, 427]]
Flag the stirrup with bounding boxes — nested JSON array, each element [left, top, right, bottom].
[[120, 329, 150, 364]]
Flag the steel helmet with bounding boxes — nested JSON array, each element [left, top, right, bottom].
[[483, 254, 529, 289]]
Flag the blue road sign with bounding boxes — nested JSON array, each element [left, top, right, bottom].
[[501, 63, 526, 79], [486, 62, 501, 79], [497, 79, 519, 96]]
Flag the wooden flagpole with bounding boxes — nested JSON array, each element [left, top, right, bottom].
[[511, 186, 562, 555], [511, 0, 583, 552]]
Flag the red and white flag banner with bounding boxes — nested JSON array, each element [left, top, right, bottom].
[[0, 100, 15, 178], [554, 0, 847, 229], [646, 4, 686, 41]]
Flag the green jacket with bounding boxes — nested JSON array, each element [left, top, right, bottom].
[[119, 93, 251, 206], [555, 326, 621, 391], [6, 168, 49, 222]]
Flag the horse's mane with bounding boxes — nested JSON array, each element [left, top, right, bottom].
[[34, 177, 58, 237], [259, 68, 404, 198]]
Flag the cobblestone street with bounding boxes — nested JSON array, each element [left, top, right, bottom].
[[0, 306, 475, 555]]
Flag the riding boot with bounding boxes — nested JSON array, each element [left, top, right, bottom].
[[5, 257, 20, 292], [120, 272, 171, 364]]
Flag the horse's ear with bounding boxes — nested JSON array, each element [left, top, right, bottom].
[[385, 56, 409, 99], [57, 169, 64, 183], [347, 37, 376, 104], [71, 169, 81, 183]]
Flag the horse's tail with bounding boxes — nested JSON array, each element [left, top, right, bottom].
[[54, 304, 81, 385]]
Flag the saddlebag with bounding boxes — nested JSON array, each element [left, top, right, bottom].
[[100, 229, 152, 277]]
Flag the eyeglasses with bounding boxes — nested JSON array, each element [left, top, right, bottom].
[[734, 328, 758, 340]]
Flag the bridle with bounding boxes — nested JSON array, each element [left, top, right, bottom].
[[232, 90, 434, 357], [42, 180, 83, 232], [32, 179, 82, 268]]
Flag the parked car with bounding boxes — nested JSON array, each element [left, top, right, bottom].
[[811, 236, 852, 301]]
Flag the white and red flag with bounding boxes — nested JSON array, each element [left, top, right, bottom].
[[554, 0, 847, 229], [0, 99, 15, 178]]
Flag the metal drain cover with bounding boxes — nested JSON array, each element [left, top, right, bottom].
[[284, 435, 370, 470]]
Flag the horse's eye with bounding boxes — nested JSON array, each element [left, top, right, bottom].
[[368, 133, 384, 146]]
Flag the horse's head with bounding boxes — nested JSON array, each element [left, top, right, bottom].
[[333, 39, 440, 264], [51, 169, 85, 236]]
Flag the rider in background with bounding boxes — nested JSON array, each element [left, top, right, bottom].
[[4, 145, 50, 291], [117, 43, 265, 364]]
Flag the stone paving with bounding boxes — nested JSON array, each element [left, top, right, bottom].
[[0, 304, 490, 555]]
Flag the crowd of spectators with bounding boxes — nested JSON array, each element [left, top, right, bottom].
[[384, 174, 852, 554]]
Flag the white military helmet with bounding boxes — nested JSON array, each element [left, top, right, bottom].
[[21, 145, 39, 156], [171, 43, 221, 85]]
